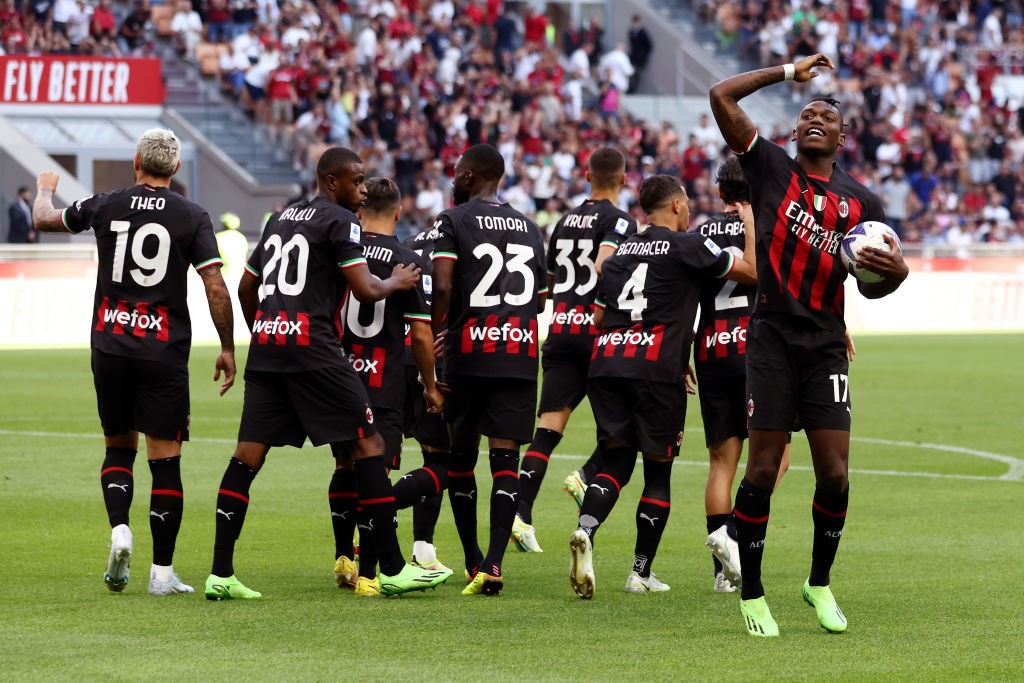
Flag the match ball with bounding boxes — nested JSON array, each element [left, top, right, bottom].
[[840, 221, 899, 283]]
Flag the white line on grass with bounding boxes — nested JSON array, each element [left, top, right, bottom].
[[3, 428, 1021, 482]]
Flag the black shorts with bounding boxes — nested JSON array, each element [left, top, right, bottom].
[[238, 366, 377, 448], [443, 375, 537, 445], [587, 377, 686, 457], [696, 373, 747, 447], [91, 349, 190, 441], [537, 352, 590, 415], [402, 365, 450, 450], [746, 315, 851, 432]]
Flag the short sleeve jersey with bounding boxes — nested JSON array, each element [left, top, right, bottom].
[[61, 184, 222, 363], [736, 134, 884, 331], [692, 210, 754, 378], [244, 196, 367, 372], [544, 198, 636, 356], [340, 232, 428, 409], [432, 197, 548, 380], [402, 227, 438, 367], [590, 224, 735, 385]]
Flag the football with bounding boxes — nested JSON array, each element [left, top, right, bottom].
[[840, 221, 900, 283]]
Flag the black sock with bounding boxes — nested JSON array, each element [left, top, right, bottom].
[[448, 449, 482, 573], [517, 428, 561, 524], [732, 478, 773, 600], [706, 513, 730, 574], [211, 457, 257, 578], [413, 449, 448, 544], [354, 455, 403, 576], [809, 485, 849, 586], [480, 448, 519, 577], [392, 463, 447, 510], [577, 446, 636, 542], [356, 504, 379, 578], [578, 445, 606, 485], [149, 456, 183, 566], [100, 447, 136, 527], [633, 459, 672, 578], [329, 467, 357, 560]]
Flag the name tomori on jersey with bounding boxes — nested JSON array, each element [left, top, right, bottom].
[[475, 215, 530, 232]]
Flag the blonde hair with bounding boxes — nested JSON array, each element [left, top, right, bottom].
[[136, 128, 181, 178]]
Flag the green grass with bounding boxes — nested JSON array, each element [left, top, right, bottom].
[[1, 335, 1022, 681]]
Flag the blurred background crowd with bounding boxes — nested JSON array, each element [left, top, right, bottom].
[[4, 0, 1024, 247]]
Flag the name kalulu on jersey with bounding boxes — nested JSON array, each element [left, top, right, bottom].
[[278, 206, 317, 223]]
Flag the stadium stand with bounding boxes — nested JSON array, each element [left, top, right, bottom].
[[4, 0, 1024, 246]]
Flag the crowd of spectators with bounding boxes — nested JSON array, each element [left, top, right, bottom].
[[5, 0, 1024, 247], [702, 0, 1024, 245]]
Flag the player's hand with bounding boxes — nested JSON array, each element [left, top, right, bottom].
[[433, 328, 447, 359], [844, 330, 856, 362], [793, 53, 835, 82], [214, 350, 236, 396], [857, 234, 909, 284], [36, 171, 60, 193], [684, 364, 697, 395], [736, 202, 754, 227], [390, 262, 421, 290], [423, 385, 444, 413]]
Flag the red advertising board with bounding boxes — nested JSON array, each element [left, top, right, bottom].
[[0, 56, 164, 105]]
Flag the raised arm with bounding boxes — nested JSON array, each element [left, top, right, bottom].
[[344, 262, 420, 303], [199, 265, 236, 395], [32, 171, 66, 232], [709, 53, 835, 152]]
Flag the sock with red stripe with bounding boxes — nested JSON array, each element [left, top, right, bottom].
[[211, 457, 257, 577], [413, 449, 448, 543], [100, 447, 136, 527], [578, 445, 606, 486], [480, 448, 519, 577], [517, 428, 561, 524], [329, 467, 357, 560], [448, 449, 482, 573], [809, 485, 849, 586], [149, 456, 183, 566], [392, 463, 447, 510], [706, 513, 730, 574], [577, 446, 636, 542], [732, 478, 773, 600], [355, 455, 403, 576], [633, 459, 672, 578]]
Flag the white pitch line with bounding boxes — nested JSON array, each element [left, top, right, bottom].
[[3, 428, 1020, 482]]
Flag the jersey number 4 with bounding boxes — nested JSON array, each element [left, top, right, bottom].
[[616, 263, 648, 321], [469, 243, 536, 308]]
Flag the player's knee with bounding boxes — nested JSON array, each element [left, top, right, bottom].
[[349, 433, 386, 460], [814, 468, 848, 493]]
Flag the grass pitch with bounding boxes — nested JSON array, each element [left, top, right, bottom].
[[1, 335, 1021, 681]]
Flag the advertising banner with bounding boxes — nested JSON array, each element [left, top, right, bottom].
[[0, 56, 164, 105]]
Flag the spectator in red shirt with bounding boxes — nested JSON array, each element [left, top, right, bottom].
[[523, 6, 547, 47], [207, 0, 231, 44], [681, 134, 708, 196], [268, 56, 299, 140]]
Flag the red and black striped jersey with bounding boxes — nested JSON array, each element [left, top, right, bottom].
[[340, 232, 429, 410], [61, 184, 222, 363], [692, 210, 754, 379], [543, 198, 636, 356], [244, 196, 367, 372], [736, 134, 884, 331], [590, 224, 735, 384], [432, 197, 548, 380]]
